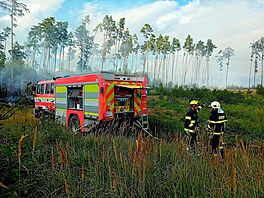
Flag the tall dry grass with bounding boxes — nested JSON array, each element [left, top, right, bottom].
[[0, 107, 263, 197]]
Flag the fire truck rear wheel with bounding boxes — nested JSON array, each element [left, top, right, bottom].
[[69, 115, 80, 133]]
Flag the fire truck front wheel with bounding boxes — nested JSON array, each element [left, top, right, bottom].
[[38, 109, 45, 120], [69, 115, 80, 133]]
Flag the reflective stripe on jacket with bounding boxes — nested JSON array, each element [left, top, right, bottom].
[[184, 108, 198, 133], [207, 108, 227, 135]]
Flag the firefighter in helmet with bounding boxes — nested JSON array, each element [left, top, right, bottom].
[[184, 100, 203, 151], [207, 101, 227, 158]]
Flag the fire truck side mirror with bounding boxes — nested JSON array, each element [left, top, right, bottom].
[[32, 85, 37, 96]]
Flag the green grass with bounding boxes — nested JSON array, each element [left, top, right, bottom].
[[1, 88, 264, 197], [0, 107, 263, 197], [148, 87, 264, 142]]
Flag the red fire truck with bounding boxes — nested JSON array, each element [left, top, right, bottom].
[[33, 71, 148, 133]]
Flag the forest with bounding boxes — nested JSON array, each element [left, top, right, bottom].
[[0, 0, 264, 96]]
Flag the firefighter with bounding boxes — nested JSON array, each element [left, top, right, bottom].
[[207, 101, 227, 158], [184, 100, 202, 151]]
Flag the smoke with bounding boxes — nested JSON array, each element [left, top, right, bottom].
[[0, 63, 53, 101], [0, 59, 92, 101]]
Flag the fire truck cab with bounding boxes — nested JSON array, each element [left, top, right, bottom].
[[34, 71, 148, 133], [33, 79, 55, 119]]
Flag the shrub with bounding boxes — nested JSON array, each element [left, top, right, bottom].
[[256, 84, 264, 95]]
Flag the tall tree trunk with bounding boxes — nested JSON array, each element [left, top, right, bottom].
[[117, 39, 121, 71], [183, 53, 189, 85], [248, 59, 252, 89], [131, 52, 134, 72], [47, 48, 51, 72], [206, 57, 210, 86], [191, 57, 198, 86], [40, 46, 43, 70], [146, 51, 149, 77], [101, 48, 106, 71], [135, 53, 138, 71], [47, 48, 50, 71], [180, 53, 184, 85], [186, 54, 193, 85], [10, 0, 14, 85], [101, 32, 108, 71], [225, 62, 229, 89], [58, 46, 62, 70], [163, 56, 166, 85], [122, 55, 128, 72], [68, 48, 72, 71], [31, 48, 36, 68], [166, 53, 171, 86], [142, 51, 147, 74], [157, 54, 162, 79], [54, 47, 58, 71], [62, 47, 65, 70], [196, 56, 203, 87], [4, 40, 7, 55], [114, 38, 118, 71], [254, 69, 256, 87], [154, 54, 158, 81], [171, 52, 176, 86], [193, 57, 198, 85], [174, 51, 179, 86], [43, 36, 47, 70], [162, 56, 166, 84], [201, 59, 207, 86], [261, 53, 263, 86], [82, 44, 85, 71]]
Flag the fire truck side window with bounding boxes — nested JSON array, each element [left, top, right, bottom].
[[46, 83, 50, 94], [40, 84, 44, 94], [37, 84, 40, 94], [67, 86, 83, 109], [51, 83, 54, 94]]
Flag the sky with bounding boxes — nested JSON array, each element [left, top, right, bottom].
[[1, 0, 264, 87]]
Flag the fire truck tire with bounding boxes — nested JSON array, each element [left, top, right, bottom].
[[38, 110, 45, 120], [69, 115, 80, 133], [34, 109, 39, 118]]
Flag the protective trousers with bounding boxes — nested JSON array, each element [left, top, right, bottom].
[[210, 134, 224, 158], [186, 132, 197, 150]]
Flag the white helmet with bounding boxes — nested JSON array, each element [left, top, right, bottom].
[[210, 101, 221, 109]]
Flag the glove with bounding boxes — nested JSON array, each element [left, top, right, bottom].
[[206, 124, 213, 132], [197, 104, 205, 111], [184, 131, 192, 136]]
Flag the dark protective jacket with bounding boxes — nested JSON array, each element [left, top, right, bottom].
[[184, 108, 198, 133], [207, 108, 227, 135]]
